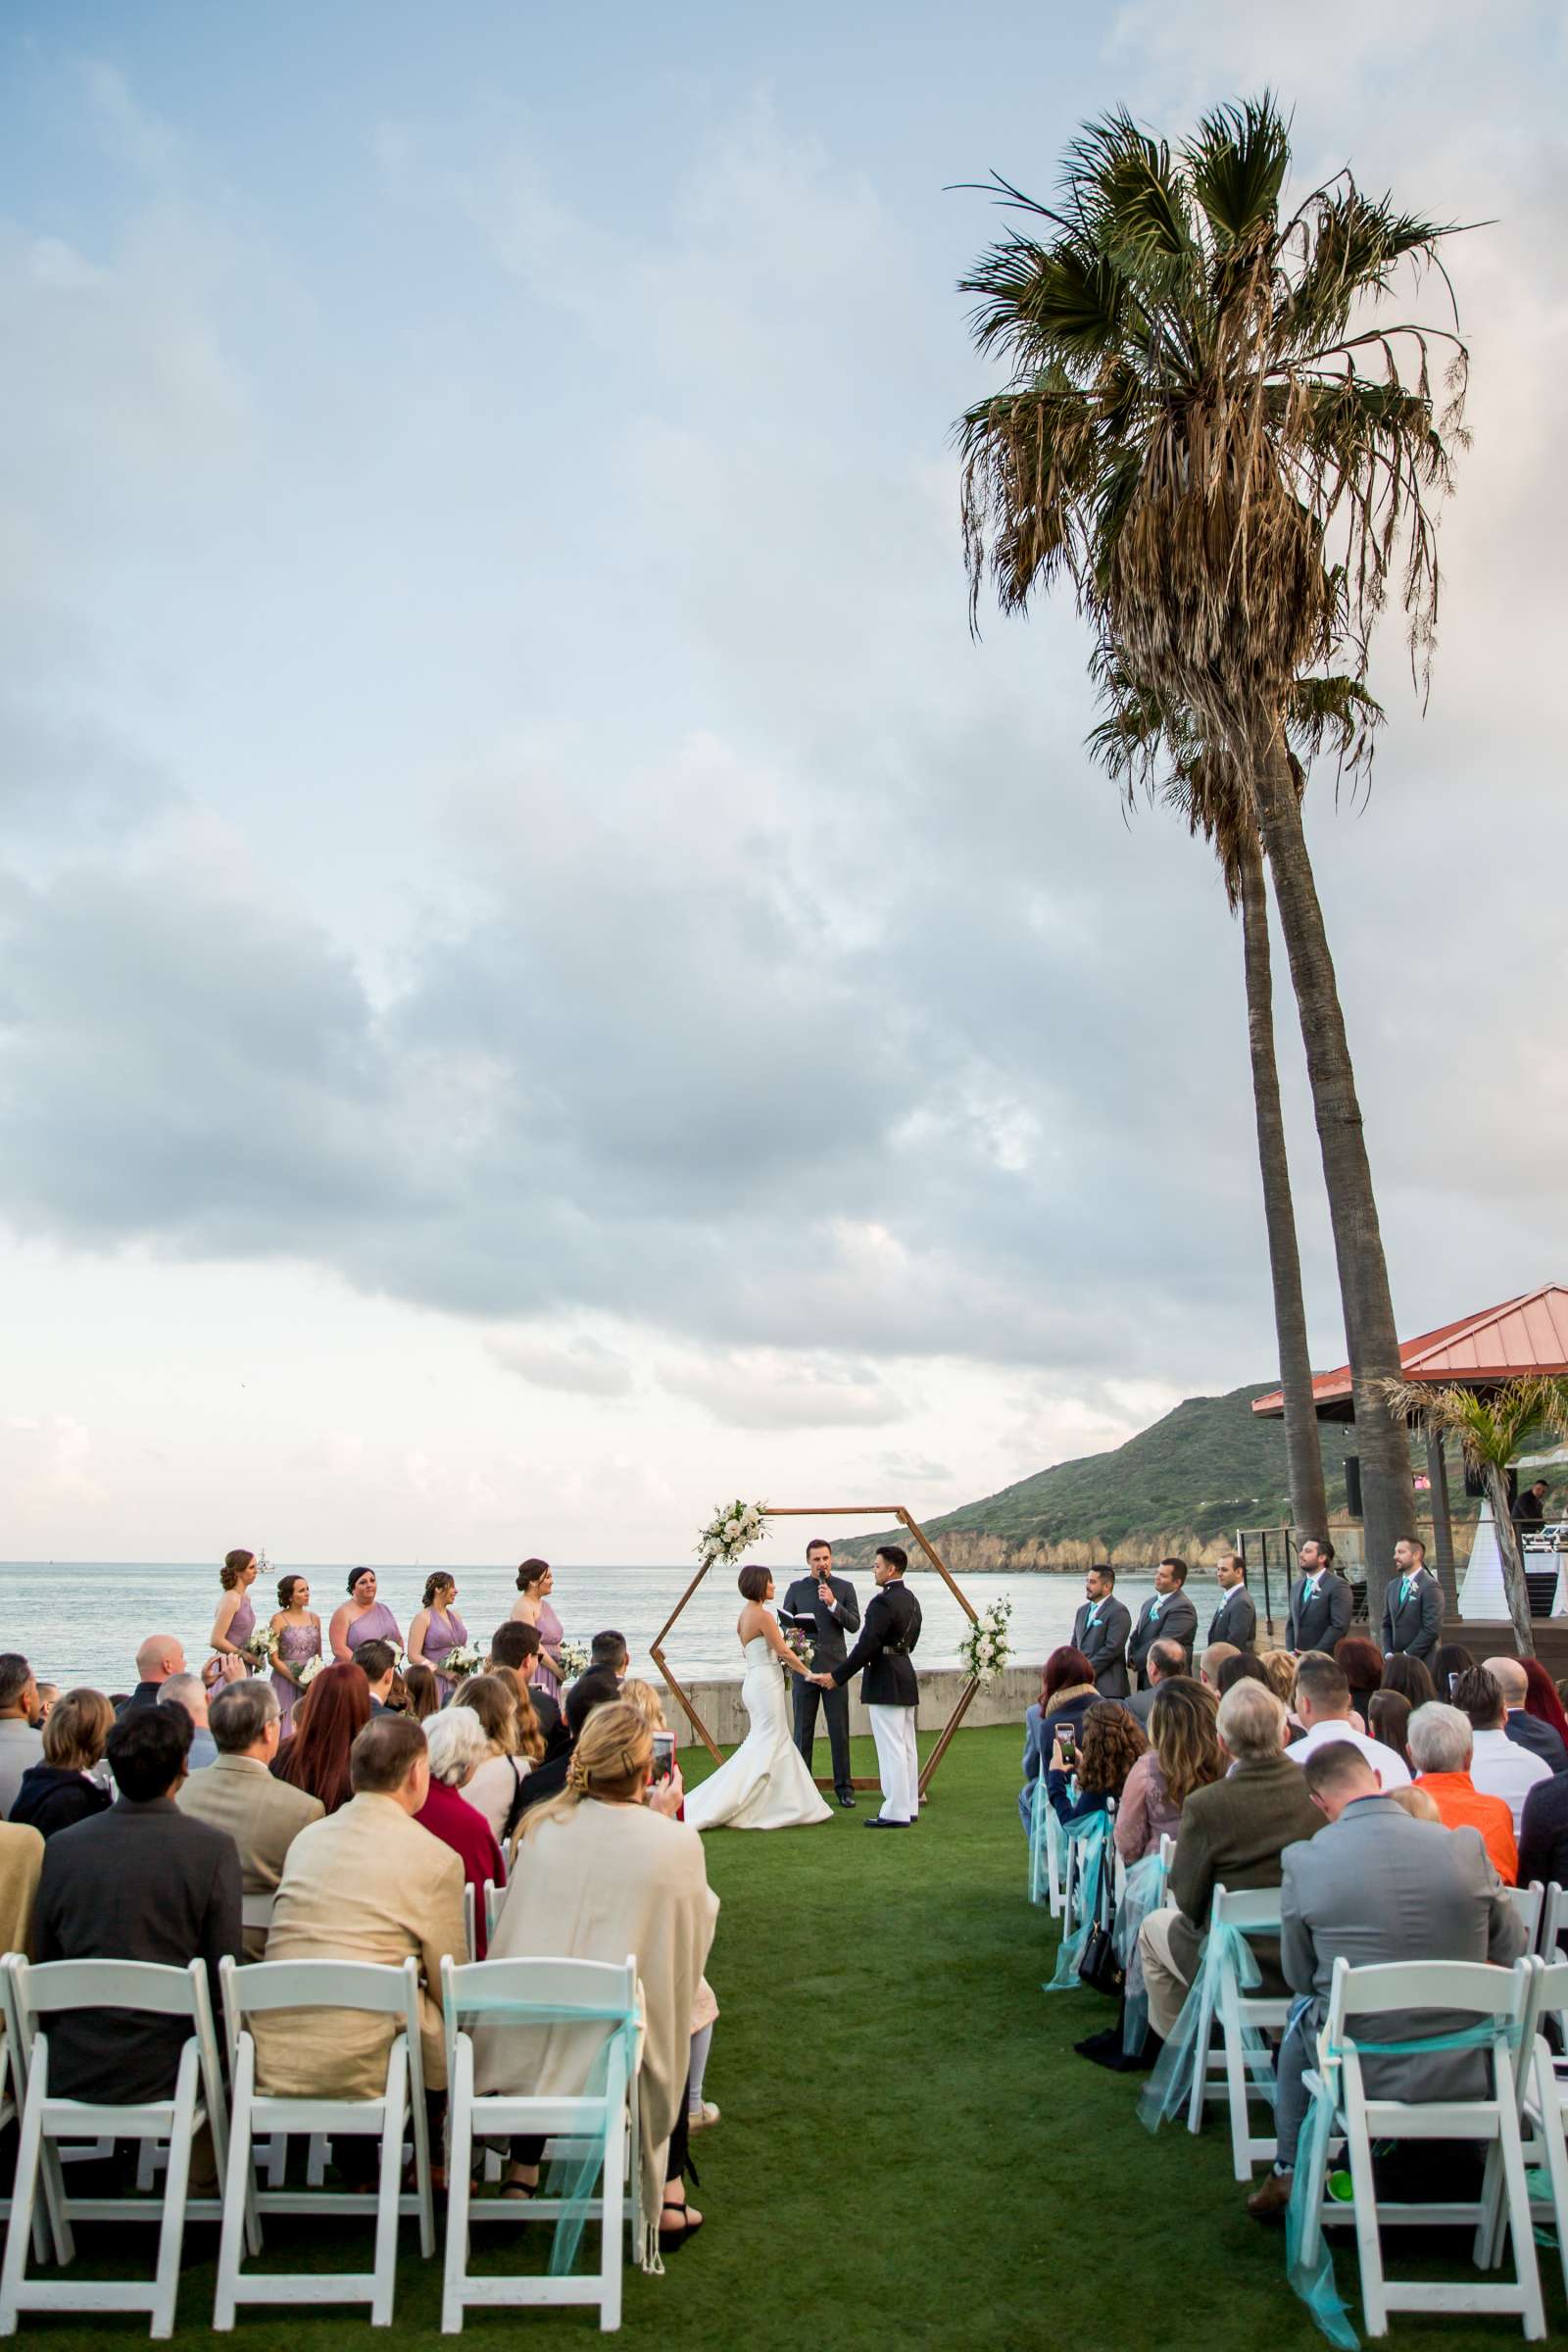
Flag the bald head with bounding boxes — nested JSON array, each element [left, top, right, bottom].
[[135, 1636, 186, 1686], [1482, 1656, 1529, 1710]]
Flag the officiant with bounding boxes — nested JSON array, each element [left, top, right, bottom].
[[781, 1540, 860, 1808]]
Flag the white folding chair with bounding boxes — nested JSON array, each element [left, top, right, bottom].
[[1507, 1883, 1544, 1950], [1540, 1881, 1562, 1957], [1513, 1955, 1568, 2295], [463, 1884, 477, 1966], [0, 1954, 236, 2340], [1298, 1955, 1544, 2339], [241, 1891, 275, 1937], [0, 2007, 51, 2267], [440, 1953, 640, 2334], [483, 1879, 505, 1945], [1185, 1884, 1290, 2179], [214, 1954, 433, 2328], [1157, 1833, 1177, 1879]]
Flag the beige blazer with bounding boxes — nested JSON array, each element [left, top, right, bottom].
[[255, 1793, 465, 2097], [0, 1821, 44, 1959], [177, 1755, 325, 1958]]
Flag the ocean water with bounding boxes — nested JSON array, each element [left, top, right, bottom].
[[0, 1559, 1186, 1694]]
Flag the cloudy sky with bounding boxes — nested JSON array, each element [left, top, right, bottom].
[[3, 2, 1564, 1562]]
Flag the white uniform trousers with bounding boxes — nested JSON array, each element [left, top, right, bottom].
[[867, 1703, 918, 1822]]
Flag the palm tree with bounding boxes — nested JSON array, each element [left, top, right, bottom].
[[1381, 1377, 1568, 1657], [1090, 662, 1379, 1546], [957, 96, 1468, 1624]]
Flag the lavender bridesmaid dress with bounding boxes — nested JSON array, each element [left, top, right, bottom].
[[530, 1598, 564, 1703], [422, 1607, 469, 1703], [211, 1588, 257, 1686], [346, 1600, 403, 1656], [270, 1620, 321, 1738]]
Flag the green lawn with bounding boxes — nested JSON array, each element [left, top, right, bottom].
[[17, 1723, 1566, 2348]]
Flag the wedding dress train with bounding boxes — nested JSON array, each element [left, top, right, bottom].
[[683, 1633, 833, 1831]]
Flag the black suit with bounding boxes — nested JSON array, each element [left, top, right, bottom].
[[1127, 1592, 1199, 1689], [118, 1681, 164, 1715], [1206, 1586, 1257, 1650], [1071, 1597, 1132, 1698], [529, 1686, 570, 1763], [1507, 1711, 1568, 1774], [831, 1582, 921, 1707], [1287, 1571, 1352, 1655], [781, 1572, 860, 1797], [34, 1795, 241, 2101]]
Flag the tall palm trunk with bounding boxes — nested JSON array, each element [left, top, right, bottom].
[[1484, 1463, 1537, 1658], [1250, 734, 1414, 1634], [1237, 840, 1328, 1552]]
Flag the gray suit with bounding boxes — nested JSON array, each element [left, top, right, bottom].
[[1380, 1568, 1444, 1662], [1127, 1592, 1198, 1688], [1287, 1571, 1352, 1655], [1071, 1596, 1131, 1698], [1273, 1793, 1524, 2163], [1206, 1585, 1257, 1650]]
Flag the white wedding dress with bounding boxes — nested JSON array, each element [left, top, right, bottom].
[[684, 1633, 833, 1832]]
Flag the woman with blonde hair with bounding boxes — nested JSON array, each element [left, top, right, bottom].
[[476, 1701, 716, 2252], [454, 1673, 541, 1842], [10, 1690, 115, 1839], [1256, 1648, 1299, 1709], [619, 1680, 722, 2132]]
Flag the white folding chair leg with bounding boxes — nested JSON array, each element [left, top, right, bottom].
[[1532, 2042, 1568, 2297], [149, 2051, 199, 2340], [215, 2041, 258, 2331], [370, 2048, 407, 2328], [1344, 2082, 1388, 2337], [599, 2042, 626, 2331], [441, 2037, 474, 2335], [1186, 1973, 1216, 2135]]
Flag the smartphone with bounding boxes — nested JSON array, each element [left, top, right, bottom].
[[1446, 1674, 1457, 1696], [1056, 1727, 1078, 1763], [651, 1730, 675, 1784]]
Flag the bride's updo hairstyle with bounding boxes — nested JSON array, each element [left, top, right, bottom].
[[737, 1565, 770, 1602], [524, 1701, 652, 1840]]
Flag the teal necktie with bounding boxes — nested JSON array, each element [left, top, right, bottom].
[[1400, 1576, 1413, 1604], [1150, 1597, 1163, 1620]]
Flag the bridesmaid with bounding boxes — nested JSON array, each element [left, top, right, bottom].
[[408, 1573, 468, 1703], [269, 1573, 322, 1739], [509, 1556, 564, 1704], [207, 1549, 260, 1687], [329, 1565, 404, 1664]]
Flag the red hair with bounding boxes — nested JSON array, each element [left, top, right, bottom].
[[1041, 1646, 1095, 1709], [272, 1662, 370, 1814], [1521, 1657, 1568, 1749]]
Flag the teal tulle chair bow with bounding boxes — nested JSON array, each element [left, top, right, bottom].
[[1043, 1809, 1110, 1990], [1028, 1776, 1064, 1909], [1114, 1849, 1167, 2055], [1137, 1915, 1276, 2132]]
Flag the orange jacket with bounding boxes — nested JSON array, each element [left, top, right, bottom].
[[1416, 1773, 1518, 1885]]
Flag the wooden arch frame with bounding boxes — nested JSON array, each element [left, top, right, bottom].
[[650, 1505, 982, 1798]]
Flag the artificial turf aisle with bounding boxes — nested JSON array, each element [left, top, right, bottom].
[[25, 1722, 1567, 2348]]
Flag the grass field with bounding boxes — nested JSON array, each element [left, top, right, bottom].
[[16, 1722, 1566, 2348]]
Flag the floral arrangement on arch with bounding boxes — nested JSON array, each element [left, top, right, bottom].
[[696, 1499, 771, 1566], [958, 1598, 1013, 1689]]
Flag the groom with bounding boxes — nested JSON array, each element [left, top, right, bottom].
[[781, 1538, 860, 1809], [811, 1544, 921, 1829]]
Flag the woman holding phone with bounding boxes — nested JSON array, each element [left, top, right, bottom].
[[622, 1678, 721, 2131]]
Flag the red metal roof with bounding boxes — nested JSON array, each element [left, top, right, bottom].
[[1251, 1285, 1568, 1418]]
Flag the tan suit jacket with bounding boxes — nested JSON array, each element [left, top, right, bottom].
[[255, 1792, 465, 2096], [177, 1754, 324, 1957], [0, 1820, 44, 1958]]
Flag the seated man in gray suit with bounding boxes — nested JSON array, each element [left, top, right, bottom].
[[1127, 1558, 1199, 1690], [1248, 1737, 1524, 2219], [1124, 1639, 1186, 1729], [1071, 1565, 1132, 1698], [1206, 1551, 1257, 1650], [1380, 1536, 1444, 1662], [1286, 1536, 1352, 1655]]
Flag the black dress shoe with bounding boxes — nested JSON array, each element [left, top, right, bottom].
[[864, 1816, 908, 1829], [837, 1792, 857, 1808]]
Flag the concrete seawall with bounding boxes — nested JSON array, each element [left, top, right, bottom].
[[665, 1664, 1041, 1747]]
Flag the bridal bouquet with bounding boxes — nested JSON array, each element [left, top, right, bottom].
[[780, 1625, 815, 1673], [442, 1642, 483, 1682], [296, 1654, 326, 1691], [242, 1626, 279, 1673], [556, 1641, 591, 1680], [696, 1498, 771, 1566], [958, 1598, 1013, 1689]]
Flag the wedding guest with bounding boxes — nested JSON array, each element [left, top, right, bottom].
[[1388, 1782, 1444, 1824], [1139, 1681, 1324, 2047], [34, 1707, 241, 2102], [506, 1668, 621, 1834], [10, 1689, 114, 1839], [160, 1672, 219, 1769], [1367, 1689, 1414, 1771], [178, 1679, 323, 1957], [0, 1816, 43, 1956], [1287, 1652, 1410, 1788], [1047, 1701, 1147, 1828], [328, 1567, 403, 1665], [487, 1623, 566, 1755], [509, 1558, 565, 1702], [1216, 1652, 1272, 1695], [1114, 1680, 1222, 1865], [1125, 1639, 1186, 1728], [1430, 1641, 1476, 1696], [1335, 1635, 1384, 1729], [268, 1572, 322, 1739], [1452, 1666, 1550, 1830], [1380, 1652, 1438, 1709], [453, 1673, 541, 1842], [122, 1635, 186, 1714], [402, 1664, 441, 1722], [354, 1640, 399, 1716], [1407, 1700, 1518, 1882], [590, 1631, 629, 1681], [1484, 1654, 1568, 1773], [1255, 1648, 1299, 1711], [1519, 1657, 1568, 1758], [1519, 1766, 1568, 1920], [408, 1574, 470, 1702], [206, 1548, 260, 1687], [1018, 1646, 1098, 1829], [417, 1709, 504, 1958], [475, 1701, 715, 2247], [256, 1716, 465, 2148], [620, 1678, 717, 2119], [0, 1655, 44, 1818], [271, 1660, 370, 1815], [33, 1685, 59, 1724], [1199, 1641, 1240, 1690]]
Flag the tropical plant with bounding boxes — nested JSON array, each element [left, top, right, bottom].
[[956, 94, 1469, 1624], [1380, 1377, 1568, 1656]]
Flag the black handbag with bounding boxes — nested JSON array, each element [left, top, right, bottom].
[[1076, 1841, 1123, 1996]]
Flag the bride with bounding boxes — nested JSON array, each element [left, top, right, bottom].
[[684, 1566, 833, 1832]]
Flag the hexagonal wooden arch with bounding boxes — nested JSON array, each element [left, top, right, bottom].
[[650, 1505, 982, 1799]]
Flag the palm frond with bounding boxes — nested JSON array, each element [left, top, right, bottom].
[[1185, 93, 1290, 243]]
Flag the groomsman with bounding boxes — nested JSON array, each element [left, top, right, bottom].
[[1381, 1537, 1444, 1662], [781, 1539, 860, 1808], [1127, 1558, 1199, 1690], [1207, 1551, 1257, 1651], [818, 1546, 921, 1828], [1286, 1537, 1352, 1655], [1071, 1565, 1132, 1699]]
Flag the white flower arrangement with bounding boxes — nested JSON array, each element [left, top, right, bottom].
[[958, 1598, 1013, 1689], [442, 1642, 484, 1682], [296, 1653, 325, 1690], [243, 1626, 279, 1673], [696, 1498, 770, 1566], [556, 1641, 591, 1681]]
